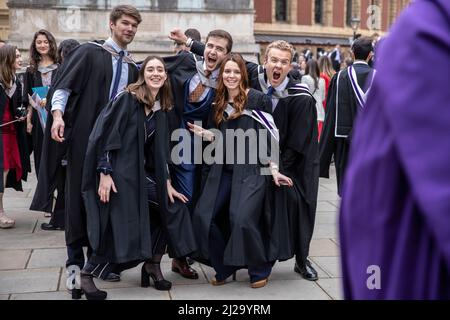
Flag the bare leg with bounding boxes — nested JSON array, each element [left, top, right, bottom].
[[0, 170, 15, 228]]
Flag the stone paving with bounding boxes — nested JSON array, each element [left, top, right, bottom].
[[0, 166, 341, 300]]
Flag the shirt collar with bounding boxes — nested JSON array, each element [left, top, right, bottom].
[[353, 60, 369, 66], [105, 37, 128, 55], [267, 75, 289, 93]]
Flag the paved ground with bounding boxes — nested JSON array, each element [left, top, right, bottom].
[[0, 166, 341, 300]]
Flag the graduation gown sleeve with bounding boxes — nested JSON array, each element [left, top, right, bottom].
[[318, 74, 337, 178]]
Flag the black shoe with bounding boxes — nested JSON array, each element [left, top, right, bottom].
[[186, 257, 195, 266], [294, 260, 318, 281], [141, 263, 172, 291], [102, 272, 121, 282], [86, 262, 121, 282], [172, 258, 199, 279], [80, 274, 107, 300], [41, 223, 64, 231]]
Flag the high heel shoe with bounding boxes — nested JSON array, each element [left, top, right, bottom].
[[80, 273, 107, 300], [141, 263, 172, 291]]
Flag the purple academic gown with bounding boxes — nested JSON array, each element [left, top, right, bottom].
[[339, 0, 450, 299]]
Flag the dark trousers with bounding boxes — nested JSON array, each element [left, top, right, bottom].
[[66, 238, 92, 270], [209, 171, 272, 283], [49, 165, 65, 228]]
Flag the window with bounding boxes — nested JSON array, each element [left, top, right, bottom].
[[346, 0, 353, 27], [275, 0, 288, 22], [314, 0, 323, 24]]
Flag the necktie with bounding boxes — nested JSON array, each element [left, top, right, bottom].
[[189, 71, 211, 103], [110, 50, 125, 100], [266, 86, 275, 98]]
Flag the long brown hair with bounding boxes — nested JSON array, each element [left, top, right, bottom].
[[0, 45, 17, 89], [305, 59, 320, 91], [29, 30, 58, 72], [318, 55, 335, 79], [214, 53, 249, 126], [126, 56, 173, 111]]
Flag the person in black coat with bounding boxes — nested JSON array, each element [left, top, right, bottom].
[[0, 45, 30, 228], [22, 29, 58, 177], [81, 56, 197, 299], [46, 6, 141, 289], [189, 54, 293, 288], [33, 39, 80, 231]]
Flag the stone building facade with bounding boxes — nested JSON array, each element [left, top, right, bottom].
[[254, 0, 411, 60], [5, 0, 259, 61]]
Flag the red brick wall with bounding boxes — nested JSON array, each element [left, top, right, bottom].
[[360, 0, 371, 30], [333, 0, 345, 28], [255, 0, 272, 23], [381, 0, 389, 31], [297, 0, 312, 25]]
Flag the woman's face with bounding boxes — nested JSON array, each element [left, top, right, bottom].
[[144, 58, 167, 91], [222, 60, 242, 91], [14, 49, 22, 71], [35, 34, 50, 56]]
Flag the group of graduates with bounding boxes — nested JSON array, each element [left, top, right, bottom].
[[0, 4, 385, 300]]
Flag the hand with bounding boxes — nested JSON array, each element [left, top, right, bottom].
[[272, 171, 293, 187], [51, 110, 65, 142], [26, 120, 33, 134], [187, 122, 214, 141], [98, 173, 118, 203], [39, 98, 47, 107], [169, 28, 188, 44], [167, 180, 188, 204]]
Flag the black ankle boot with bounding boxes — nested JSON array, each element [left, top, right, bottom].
[[141, 262, 172, 291], [80, 273, 107, 300]]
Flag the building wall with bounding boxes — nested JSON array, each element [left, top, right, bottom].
[[6, 0, 259, 62], [0, 0, 8, 41], [254, 0, 411, 57]]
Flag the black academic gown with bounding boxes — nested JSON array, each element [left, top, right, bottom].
[[41, 42, 138, 245], [22, 68, 56, 177], [82, 93, 197, 263], [30, 67, 65, 213], [0, 81, 30, 192], [193, 89, 292, 266], [319, 63, 373, 196], [163, 50, 200, 132], [246, 63, 320, 264]]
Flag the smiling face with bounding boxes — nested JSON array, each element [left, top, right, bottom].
[[110, 14, 139, 48], [203, 36, 229, 72], [35, 34, 50, 57], [264, 48, 292, 88], [222, 60, 242, 92], [144, 58, 167, 91]]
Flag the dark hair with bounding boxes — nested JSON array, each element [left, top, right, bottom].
[[352, 36, 373, 60], [127, 56, 172, 112], [214, 53, 249, 126], [305, 59, 320, 91], [185, 28, 201, 42], [29, 29, 58, 72], [57, 39, 80, 64], [206, 29, 233, 53], [110, 5, 142, 25], [58, 39, 80, 64], [0, 45, 18, 88]]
